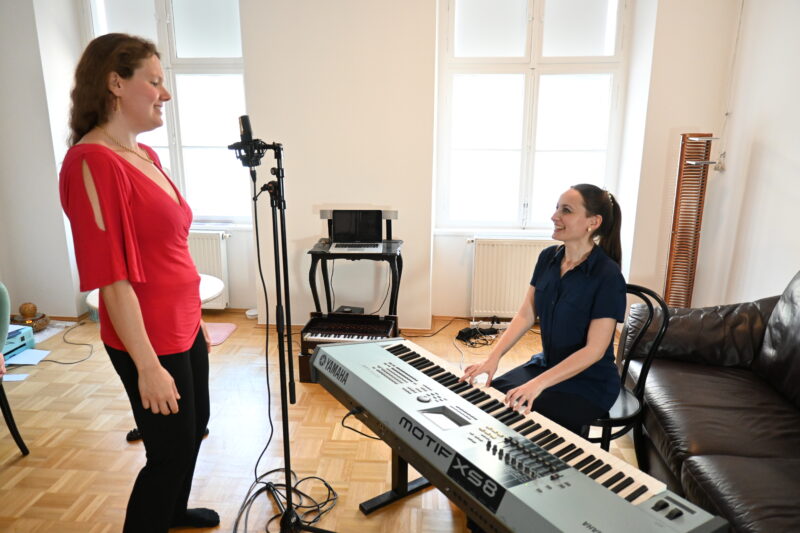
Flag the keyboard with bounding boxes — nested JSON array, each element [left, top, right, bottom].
[[311, 339, 727, 533]]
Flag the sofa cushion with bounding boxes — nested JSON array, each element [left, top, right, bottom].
[[622, 296, 778, 368], [681, 455, 800, 533], [754, 271, 800, 409], [630, 359, 800, 478]]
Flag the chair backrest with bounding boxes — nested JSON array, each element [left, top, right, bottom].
[[0, 282, 9, 348], [620, 284, 669, 400]]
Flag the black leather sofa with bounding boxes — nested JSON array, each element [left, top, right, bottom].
[[621, 272, 800, 533]]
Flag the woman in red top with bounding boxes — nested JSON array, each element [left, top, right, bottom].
[[60, 34, 218, 532]]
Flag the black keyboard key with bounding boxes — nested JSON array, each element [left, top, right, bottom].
[[493, 408, 517, 422], [513, 419, 537, 433], [479, 399, 504, 414], [530, 429, 552, 443], [541, 436, 564, 451], [409, 358, 431, 369], [519, 423, 541, 437], [580, 459, 604, 475], [589, 464, 612, 480], [503, 412, 525, 426], [562, 448, 584, 463], [574, 455, 596, 470], [421, 365, 445, 376], [553, 443, 576, 458], [398, 352, 420, 362], [625, 485, 649, 503], [537, 433, 559, 447], [610, 477, 635, 494], [602, 472, 625, 488], [386, 344, 409, 355], [449, 381, 471, 393]]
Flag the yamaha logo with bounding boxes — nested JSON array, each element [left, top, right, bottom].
[[320, 354, 349, 386]]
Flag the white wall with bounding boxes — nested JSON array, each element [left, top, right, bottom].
[[239, 0, 437, 329], [626, 0, 740, 303], [0, 0, 82, 318], [694, 0, 800, 304]]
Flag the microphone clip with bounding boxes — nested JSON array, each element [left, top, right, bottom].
[[228, 138, 270, 169]]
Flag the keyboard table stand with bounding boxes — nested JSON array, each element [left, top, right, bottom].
[[307, 239, 403, 317]]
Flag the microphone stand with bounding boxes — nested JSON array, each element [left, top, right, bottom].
[[230, 129, 334, 533]]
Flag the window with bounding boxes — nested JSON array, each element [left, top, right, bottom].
[[88, 0, 249, 223], [436, 0, 626, 230]]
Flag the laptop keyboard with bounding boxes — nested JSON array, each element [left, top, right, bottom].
[[333, 243, 379, 248]]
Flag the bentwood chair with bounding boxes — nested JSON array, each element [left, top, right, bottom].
[[587, 284, 669, 455], [0, 281, 30, 455]]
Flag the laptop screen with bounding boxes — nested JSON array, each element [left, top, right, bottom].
[[331, 210, 382, 243]]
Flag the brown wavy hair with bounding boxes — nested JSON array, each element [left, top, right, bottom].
[[68, 33, 159, 146], [572, 183, 622, 267]]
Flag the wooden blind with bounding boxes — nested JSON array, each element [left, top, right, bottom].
[[664, 133, 715, 307]]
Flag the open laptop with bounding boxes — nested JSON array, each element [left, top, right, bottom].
[[329, 210, 384, 253]]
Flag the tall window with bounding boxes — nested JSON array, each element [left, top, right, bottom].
[[436, 0, 626, 230], [88, 0, 249, 223]]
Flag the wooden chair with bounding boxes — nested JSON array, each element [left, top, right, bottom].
[[0, 282, 30, 456], [586, 284, 668, 455]]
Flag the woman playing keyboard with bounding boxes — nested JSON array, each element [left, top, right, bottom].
[[461, 184, 625, 437]]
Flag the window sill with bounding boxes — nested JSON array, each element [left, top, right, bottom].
[[191, 221, 253, 232], [434, 228, 554, 239]]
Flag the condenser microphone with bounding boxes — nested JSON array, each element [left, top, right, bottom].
[[228, 115, 266, 169], [239, 115, 253, 144]]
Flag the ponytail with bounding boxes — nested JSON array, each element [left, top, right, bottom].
[[571, 183, 622, 267]]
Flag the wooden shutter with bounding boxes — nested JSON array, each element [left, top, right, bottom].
[[664, 133, 715, 308]]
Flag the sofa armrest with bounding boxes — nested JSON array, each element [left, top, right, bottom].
[[620, 295, 779, 368]]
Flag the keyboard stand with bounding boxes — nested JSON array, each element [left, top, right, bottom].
[[307, 239, 403, 316], [359, 451, 431, 515]]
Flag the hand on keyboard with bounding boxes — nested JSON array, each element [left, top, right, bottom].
[[504, 378, 546, 415], [460, 355, 500, 387]]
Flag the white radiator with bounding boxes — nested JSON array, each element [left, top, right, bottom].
[[471, 238, 559, 318], [188, 231, 230, 310]]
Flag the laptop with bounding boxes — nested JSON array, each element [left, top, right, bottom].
[[329, 210, 384, 253]]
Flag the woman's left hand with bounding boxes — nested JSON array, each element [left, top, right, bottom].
[[200, 321, 212, 354], [505, 379, 545, 414]]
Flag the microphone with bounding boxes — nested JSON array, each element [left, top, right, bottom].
[[239, 115, 253, 144], [229, 115, 266, 169]]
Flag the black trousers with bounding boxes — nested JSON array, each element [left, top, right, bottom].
[[106, 331, 210, 533]]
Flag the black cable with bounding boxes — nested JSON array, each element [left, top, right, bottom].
[[368, 263, 391, 315], [32, 321, 94, 365], [329, 260, 336, 311], [233, 468, 338, 533], [341, 408, 381, 440]]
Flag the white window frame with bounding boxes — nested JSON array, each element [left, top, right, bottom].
[[435, 0, 630, 233], [84, 0, 248, 225]]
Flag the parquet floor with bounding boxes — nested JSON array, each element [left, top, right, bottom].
[[0, 312, 636, 532]]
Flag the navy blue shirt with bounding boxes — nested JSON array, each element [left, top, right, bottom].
[[530, 245, 626, 410]]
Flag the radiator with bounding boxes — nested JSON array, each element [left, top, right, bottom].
[[188, 231, 230, 310], [471, 238, 559, 318]]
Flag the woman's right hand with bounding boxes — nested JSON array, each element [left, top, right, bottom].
[[460, 355, 501, 387], [137, 365, 181, 415]]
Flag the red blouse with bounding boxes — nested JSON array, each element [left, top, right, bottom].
[[60, 144, 201, 355]]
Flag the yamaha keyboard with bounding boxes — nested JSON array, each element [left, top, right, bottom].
[[311, 339, 727, 533]]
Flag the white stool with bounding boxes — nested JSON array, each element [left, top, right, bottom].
[[85, 274, 225, 321]]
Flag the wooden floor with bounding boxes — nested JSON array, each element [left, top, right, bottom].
[[0, 312, 636, 532]]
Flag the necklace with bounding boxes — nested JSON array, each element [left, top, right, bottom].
[[99, 126, 152, 164]]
